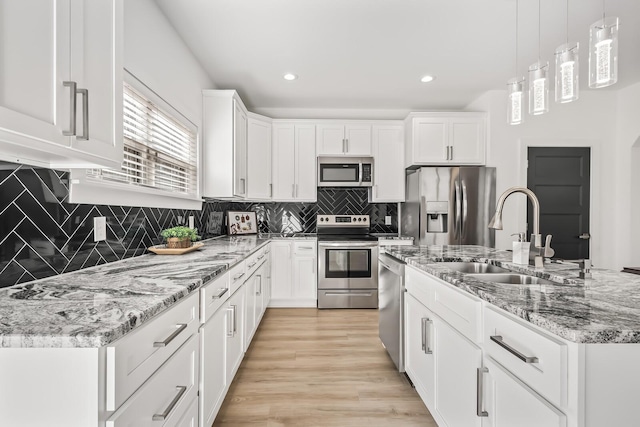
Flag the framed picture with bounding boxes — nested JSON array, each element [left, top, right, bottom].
[[226, 211, 258, 235]]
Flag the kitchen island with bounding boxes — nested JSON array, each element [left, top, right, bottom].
[[382, 244, 640, 427]]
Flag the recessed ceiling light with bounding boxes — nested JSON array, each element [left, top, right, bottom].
[[283, 73, 298, 81], [420, 75, 435, 83]]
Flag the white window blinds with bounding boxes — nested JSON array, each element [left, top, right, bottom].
[[88, 83, 198, 195]]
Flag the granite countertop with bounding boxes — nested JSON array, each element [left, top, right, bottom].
[[0, 235, 271, 348], [383, 245, 640, 344]]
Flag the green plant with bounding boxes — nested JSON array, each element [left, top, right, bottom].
[[160, 226, 201, 241]]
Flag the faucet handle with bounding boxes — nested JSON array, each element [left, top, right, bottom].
[[543, 234, 555, 258]]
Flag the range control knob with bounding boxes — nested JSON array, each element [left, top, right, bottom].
[[319, 217, 324, 222], [325, 217, 330, 222], [357, 218, 362, 222], [363, 217, 367, 222], [352, 217, 357, 222]]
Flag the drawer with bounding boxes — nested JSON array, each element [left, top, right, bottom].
[[200, 271, 230, 324], [484, 306, 567, 409], [105, 292, 199, 411], [106, 334, 199, 427], [424, 274, 482, 343], [246, 247, 268, 278], [293, 240, 316, 255], [317, 289, 377, 309], [405, 266, 433, 308], [229, 261, 247, 295]]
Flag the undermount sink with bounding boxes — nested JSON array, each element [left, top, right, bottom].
[[437, 262, 510, 274], [465, 273, 556, 286]]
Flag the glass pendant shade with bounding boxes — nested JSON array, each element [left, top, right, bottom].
[[507, 77, 525, 125], [588, 16, 619, 88], [555, 43, 579, 103], [528, 61, 549, 115]]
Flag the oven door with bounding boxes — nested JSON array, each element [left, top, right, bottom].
[[318, 242, 379, 290]]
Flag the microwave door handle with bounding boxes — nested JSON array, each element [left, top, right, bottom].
[[359, 163, 363, 186]]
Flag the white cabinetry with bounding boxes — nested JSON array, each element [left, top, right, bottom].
[[272, 122, 316, 201], [370, 123, 405, 202], [316, 123, 372, 155], [203, 90, 248, 199], [247, 114, 272, 200], [0, 0, 123, 169], [270, 240, 317, 307], [405, 113, 486, 167], [226, 274, 245, 382], [405, 293, 436, 409]]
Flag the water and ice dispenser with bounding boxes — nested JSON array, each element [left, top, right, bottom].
[[425, 201, 448, 233]]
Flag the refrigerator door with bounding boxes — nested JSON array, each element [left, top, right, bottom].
[[401, 170, 420, 243], [458, 167, 496, 246]]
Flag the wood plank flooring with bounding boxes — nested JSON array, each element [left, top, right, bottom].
[[213, 308, 437, 427]]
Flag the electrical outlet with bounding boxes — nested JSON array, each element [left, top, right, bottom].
[[188, 215, 194, 229], [385, 216, 392, 225], [94, 217, 106, 242]]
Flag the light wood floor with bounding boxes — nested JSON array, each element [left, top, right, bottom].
[[213, 308, 437, 427]]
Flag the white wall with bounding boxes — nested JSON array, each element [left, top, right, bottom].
[[124, 0, 214, 127], [465, 89, 620, 269]]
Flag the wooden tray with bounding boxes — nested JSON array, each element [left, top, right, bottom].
[[148, 242, 204, 255]]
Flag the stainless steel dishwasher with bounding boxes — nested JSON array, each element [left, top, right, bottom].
[[378, 252, 406, 372]]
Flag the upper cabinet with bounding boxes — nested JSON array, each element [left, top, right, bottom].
[[272, 122, 316, 202], [0, 0, 124, 169], [246, 113, 272, 200], [316, 123, 372, 156], [405, 113, 486, 167], [202, 90, 248, 199], [370, 123, 405, 202]]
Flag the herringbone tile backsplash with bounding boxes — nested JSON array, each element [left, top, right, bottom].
[[0, 162, 397, 288]]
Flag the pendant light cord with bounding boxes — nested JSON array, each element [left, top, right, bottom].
[[515, 0, 519, 76], [538, 0, 541, 62], [566, 0, 569, 45]]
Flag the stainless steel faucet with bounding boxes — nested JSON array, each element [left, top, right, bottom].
[[488, 186, 554, 268]]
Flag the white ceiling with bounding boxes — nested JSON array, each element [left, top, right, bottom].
[[154, 0, 640, 117]]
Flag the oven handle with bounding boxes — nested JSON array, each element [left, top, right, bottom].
[[318, 242, 379, 248]]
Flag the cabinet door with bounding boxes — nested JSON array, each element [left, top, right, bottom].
[[482, 357, 567, 427], [316, 124, 345, 155], [0, 0, 70, 148], [200, 306, 227, 427], [293, 256, 317, 300], [247, 118, 272, 200], [344, 124, 372, 155], [233, 101, 248, 197], [412, 118, 448, 164], [450, 118, 485, 165], [262, 251, 271, 309], [254, 264, 266, 322], [294, 125, 317, 201], [272, 124, 296, 200], [433, 315, 483, 427], [226, 288, 245, 382], [404, 293, 436, 409], [69, 0, 123, 166], [244, 276, 257, 349], [270, 242, 292, 302], [371, 125, 404, 202]]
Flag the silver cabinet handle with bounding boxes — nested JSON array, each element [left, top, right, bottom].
[[269, 183, 273, 198], [292, 184, 295, 198], [154, 323, 188, 347], [298, 246, 313, 250], [63, 81, 77, 136], [346, 138, 349, 153], [295, 184, 298, 198], [248, 261, 257, 268], [77, 88, 89, 140], [421, 318, 433, 354], [240, 178, 246, 195], [212, 288, 228, 299], [226, 307, 234, 337], [257, 254, 265, 260], [342, 138, 346, 153], [153, 386, 187, 421], [444, 145, 448, 160], [256, 275, 262, 295], [578, 233, 591, 240], [375, 184, 378, 198], [232, 304, 237, 335], [325, 291, 373, 297], [476, 368, 488, 417], [490, 335, 539, 363], [233, 272, 245, 281]]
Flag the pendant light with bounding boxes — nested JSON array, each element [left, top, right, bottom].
[[507, 0, 525, 125], [528, 0, 549, 115], [555, 0, 579, 103], [588, 0, 619, 88]]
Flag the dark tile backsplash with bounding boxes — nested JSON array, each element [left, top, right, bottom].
[[0, 162, 398, 288]]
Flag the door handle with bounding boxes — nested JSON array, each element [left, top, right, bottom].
[[476, 367, 489, 417], [62, 81, 77, 136], [461, 180, 468, 239], [77, 88, 89, 140], [578, 233, 591, 240]]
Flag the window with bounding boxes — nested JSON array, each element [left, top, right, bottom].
[[88, 83, 198, 196]]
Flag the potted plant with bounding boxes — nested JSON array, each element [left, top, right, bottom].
[[160, 226, 201, 249]]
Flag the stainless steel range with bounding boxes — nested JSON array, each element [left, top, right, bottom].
[[316, 215, 379, 309]]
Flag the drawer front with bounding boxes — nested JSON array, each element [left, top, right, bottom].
[[484, 306, 567, 409], [293, 240, 316, 256], [229, 261, 247, 295], [200, 271, 230, 324], [426, 275, 482, 343], [106, 292, 199, 411], [405, 266, 433, 308], [106, 334, 199, 427], [317, 289, 378, 309]]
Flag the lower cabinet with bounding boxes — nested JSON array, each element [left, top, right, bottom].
[[226, 282, 246, 383], [405, 293, 435, 409], [199, 303, 227, 427], [270, 240, 317, 307]]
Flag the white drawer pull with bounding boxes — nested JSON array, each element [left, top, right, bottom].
[[154, 324, 187, 348], [152, 385, 187, 421], [212, 288, 228, 299], [490, 335, 539, 363]]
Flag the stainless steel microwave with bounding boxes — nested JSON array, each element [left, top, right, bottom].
[[317, 156, 374, 187]]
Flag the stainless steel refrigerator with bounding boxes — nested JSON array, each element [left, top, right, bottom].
[[401, 167, 496, 246]]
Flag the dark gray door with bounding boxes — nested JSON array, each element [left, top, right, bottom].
[[527, 147, 590, 260]]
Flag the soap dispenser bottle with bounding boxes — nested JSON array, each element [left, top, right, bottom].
[[511, 232, 530, 265]]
